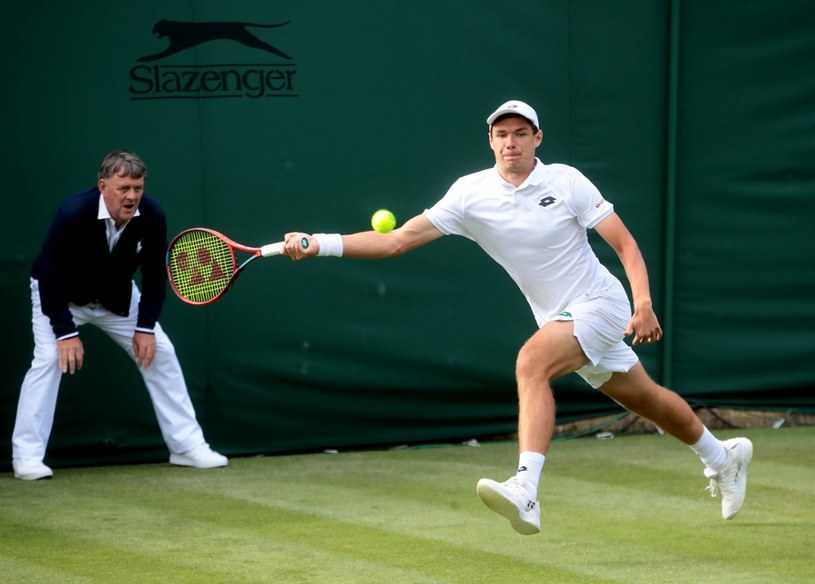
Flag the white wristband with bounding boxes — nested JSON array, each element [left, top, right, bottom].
[[313, 233, 344, 257]]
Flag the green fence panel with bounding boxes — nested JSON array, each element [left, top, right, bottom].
[[672, 1, 815, 406]]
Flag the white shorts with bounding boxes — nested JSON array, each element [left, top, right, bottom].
[[553, 279, 639, 388]]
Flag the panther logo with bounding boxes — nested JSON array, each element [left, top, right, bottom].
[[138, 20, 292, 62]]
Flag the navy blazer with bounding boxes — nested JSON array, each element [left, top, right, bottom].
[[32, 187, 168, 338]]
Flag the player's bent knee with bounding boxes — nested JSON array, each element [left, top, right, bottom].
[[515, 348, 561, 385]]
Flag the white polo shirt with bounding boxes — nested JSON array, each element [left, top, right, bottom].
[[424, 159, 619, 327]]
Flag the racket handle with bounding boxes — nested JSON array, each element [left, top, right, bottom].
[[260, 237, 309, 257], [260, 242, 284, 256]]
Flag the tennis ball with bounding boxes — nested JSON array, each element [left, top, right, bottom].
[[371, 209, 396, 233]]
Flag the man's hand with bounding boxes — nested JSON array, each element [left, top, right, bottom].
[[57, 336, 85, 374], [133, 331, 157, 369], [281, 232, 319, 261], [625, 304, 664, 346]]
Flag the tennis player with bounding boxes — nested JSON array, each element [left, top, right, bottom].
[[281, 101, 752, 534], [11, 150, 227, 480]]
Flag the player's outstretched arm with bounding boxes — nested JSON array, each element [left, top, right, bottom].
[[282, 214, 442, 261]]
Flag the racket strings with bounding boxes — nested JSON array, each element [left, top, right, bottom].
[[168, 231, 236, 303]]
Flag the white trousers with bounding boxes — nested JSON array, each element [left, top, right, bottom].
[[12, 278, 207, 462]]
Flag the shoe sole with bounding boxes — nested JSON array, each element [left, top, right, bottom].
[[169, 455, 227, 469], [14, 470, 53, 481], [477, 481, 540, 535]]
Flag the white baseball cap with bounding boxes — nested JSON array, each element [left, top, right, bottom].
[[486, 100, 539, 128]]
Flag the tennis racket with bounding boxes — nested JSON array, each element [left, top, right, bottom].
[[166, 228, 307, 305]]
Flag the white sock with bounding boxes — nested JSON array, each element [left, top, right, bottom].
[[689, 427, 728, 472], [516, 451, 545, 497]]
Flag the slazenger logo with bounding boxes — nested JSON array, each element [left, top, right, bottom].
[[129, 19, 297, 101]]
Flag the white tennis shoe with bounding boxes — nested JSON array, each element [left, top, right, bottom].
[[477, 476, 541, 535], [13, 459, 54, 481], [170, 444, 228, 469], [704, 437, 753, 519]]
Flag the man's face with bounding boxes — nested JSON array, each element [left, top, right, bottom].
[[488, 117, 543, 176], [99, 170, 144, 227]]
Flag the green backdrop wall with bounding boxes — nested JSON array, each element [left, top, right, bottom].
[[2, 1, 813, 468]]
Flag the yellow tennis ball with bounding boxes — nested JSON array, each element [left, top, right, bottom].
[[371, 209, 396, 233]]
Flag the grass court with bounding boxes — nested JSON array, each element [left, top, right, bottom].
[[2, 426, 813, 583]]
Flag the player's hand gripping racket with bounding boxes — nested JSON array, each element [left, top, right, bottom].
[[166, 228, 307, 305]]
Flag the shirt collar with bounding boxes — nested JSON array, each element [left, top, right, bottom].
[[525, 158, 546, 186], [492, 157, 546, 189]]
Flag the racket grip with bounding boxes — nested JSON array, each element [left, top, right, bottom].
[[260, 237, 309, 257], [260, 242, 285, 256]]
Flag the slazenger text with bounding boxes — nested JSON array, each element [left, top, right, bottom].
[[129, 64, 297, 100]]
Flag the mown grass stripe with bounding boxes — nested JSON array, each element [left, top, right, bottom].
[[1, 427, 813, 583]]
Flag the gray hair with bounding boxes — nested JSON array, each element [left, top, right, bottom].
[[98, 150, 147, 180]]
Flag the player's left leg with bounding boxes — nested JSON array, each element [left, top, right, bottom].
[[598, 362, 702, 443], [599, 365, 752, 519]]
